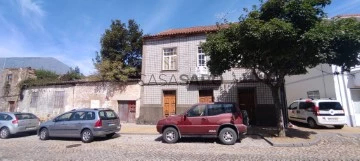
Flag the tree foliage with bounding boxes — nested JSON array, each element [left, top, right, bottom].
[[202, 0, 360, 136], [94, 19, 143, 81], [60, 66, 84, 81]]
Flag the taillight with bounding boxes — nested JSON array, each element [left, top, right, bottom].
[[94, 119, 102, 127], [12, 118, 18, 124], [312, 106, 320, 116]]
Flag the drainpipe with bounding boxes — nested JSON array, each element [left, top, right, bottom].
[[320, 64, 327, 97]]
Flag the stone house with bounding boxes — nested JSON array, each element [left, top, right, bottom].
[[138, 25, 277, 125], [0, 67, 36, 112], [14, 81, 141, 122]]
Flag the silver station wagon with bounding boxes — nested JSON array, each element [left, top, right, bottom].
[[38, 108, 121, 143], [0, 112, 40, 139]]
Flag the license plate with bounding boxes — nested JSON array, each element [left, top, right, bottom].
[[328, 118, 338, 121], [108, 123, 115, 126], [26, 127, 36, 130]]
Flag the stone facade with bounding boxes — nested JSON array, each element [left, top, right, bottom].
[[0, 67, 35, 111], [8, 81, 141, 122], [139, 33, 276, 125]]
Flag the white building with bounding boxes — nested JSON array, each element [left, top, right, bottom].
[[285, 14, 360, 127]]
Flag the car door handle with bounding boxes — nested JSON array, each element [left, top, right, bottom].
[[201, 118, 206, 121]]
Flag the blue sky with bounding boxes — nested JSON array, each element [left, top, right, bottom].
[[0, 0, 359, 75]]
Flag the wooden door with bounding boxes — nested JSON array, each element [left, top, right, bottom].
[[163, 91, 176, 117], [9, 101, 15, 112], [128, 101, 136, 123], [238, 88, 256, 125], [199, 90, 213, 103], [118, 101, 128, 122]]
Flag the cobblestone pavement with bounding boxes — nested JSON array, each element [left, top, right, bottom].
[[0, 133, 359, 161]]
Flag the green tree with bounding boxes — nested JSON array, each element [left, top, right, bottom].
[[94, 19, 143, 81], [202, 0, 360, 136], [60, 66, 84, 81]]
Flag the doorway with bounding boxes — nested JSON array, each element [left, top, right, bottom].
[[238, 88, 256, 125], [118, 101, 136, 123], [163, 91, 176, 117], [199, 90, 214, 103], [9, 101, 15, 112]]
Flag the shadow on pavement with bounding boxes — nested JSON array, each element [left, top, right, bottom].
[[247, 126, 317, 139], [45, 133, 121, 142], [154, 135, 245, 144], [8, 131, 37, 139]]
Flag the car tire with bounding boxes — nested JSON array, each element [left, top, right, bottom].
[[39, 128, 49, 140], [219, 127, 237, 145], [162, 127, 179, 144], [334, 125, 344, 129], [81, 129, 94, 143], [0, 127, 10, 139], [308, 118, 318, 129], [106, 133, 115, 139]]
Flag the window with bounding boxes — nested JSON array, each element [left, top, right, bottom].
[[163, 48, 177, 70], [30, 92, 39, 108], [0, 114, 12, 121], [99, 110, 118, 120], [198, 47, 206, 67], [299, 102, 315, 109], [70, 111, 95, 121], [55, 113, 73, 122], [319, 102, 343, 110], [307, 90, 320, 99], [288, 102, 298, 110], [54, 91, 65, 108], [7, 74, 12, 82], [15, 113, 37, 120], [207, 103, 235, 116], [187, 105, 206, 117]]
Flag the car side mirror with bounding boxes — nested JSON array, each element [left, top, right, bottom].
[[183, 113, 187, 119]]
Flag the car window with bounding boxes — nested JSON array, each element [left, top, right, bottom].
[[207, 103, 235, 116], [187, 105, 206, 117], [0, 114, 11, 121], [289, 102, 298, 109], [70, 111, 85, 121], [84, 112, 95, 120], [15, 113, 37, 120], [56, 113, 73, 122], [319, 102, 343, 110], [99, 110, 118, 120], [299, 102, 315, 110]]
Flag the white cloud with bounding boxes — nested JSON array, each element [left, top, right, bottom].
[[15, 0, 45, 31]]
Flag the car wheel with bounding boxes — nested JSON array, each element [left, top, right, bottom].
[[334, 125, 344, 129], [308, 118, 318, 129], [39, 128, 49, 140], [219, 127, 237, 145], [162, 127, 179, 144], [106, 133, 115, 139], [81, 129, 94, 143], [0, 127, 10, 139]]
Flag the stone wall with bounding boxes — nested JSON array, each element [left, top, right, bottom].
[[13, 82, 141, 121]]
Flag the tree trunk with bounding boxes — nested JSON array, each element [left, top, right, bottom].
[[270, 86, 286, 137]]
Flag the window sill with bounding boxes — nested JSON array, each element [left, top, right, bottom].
[[160, 70, 178, 73]]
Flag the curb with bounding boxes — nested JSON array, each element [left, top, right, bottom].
[[257, 134, 321, 147]]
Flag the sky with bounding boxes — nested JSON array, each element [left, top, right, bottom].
[[0, 0, 359, 75]]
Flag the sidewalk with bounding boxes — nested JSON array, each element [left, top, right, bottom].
[[121, 123, 158, 135]]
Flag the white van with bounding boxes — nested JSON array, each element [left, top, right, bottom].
[[288, 99, 346, 129]]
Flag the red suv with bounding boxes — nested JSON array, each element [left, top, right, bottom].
[[156, 102, 247, 145]]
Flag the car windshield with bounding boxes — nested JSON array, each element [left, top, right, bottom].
[[319, 102, 343, 110], [15, 113, 37, 120], [99, 110, 118, 120]]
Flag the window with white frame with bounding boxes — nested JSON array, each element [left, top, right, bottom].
[[163, 48, 177, 70], [307, 90, 320, 99], [198, 47, 206, 67]]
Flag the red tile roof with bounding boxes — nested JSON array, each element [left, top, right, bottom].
[[144, 24, 228, 39]]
